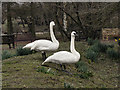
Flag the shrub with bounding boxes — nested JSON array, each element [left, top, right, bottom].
[[87, 38, 99, 46], [106, 48, 119, 59], [2, 50, 14, 60], [87, 38, 94, 45], [16, 47, 33, 56], [89, 43, 100, 53], [75, 61, 88, 73], [107, 44, 114, 48], [89, 42, 108, 53], [86, 49, 98, 62], [97, 43, 108, 53]]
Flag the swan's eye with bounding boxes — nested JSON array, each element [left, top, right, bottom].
[[73, 33, 76, 35]]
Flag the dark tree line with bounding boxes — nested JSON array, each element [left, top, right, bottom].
[[2, 2, 119, 41]]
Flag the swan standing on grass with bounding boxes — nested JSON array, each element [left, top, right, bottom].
[[23, 21, 59, 60], [42, 31, 80, 71]]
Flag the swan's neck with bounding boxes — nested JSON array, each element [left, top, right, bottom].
[[50, 24, 59, 44], [70, 36, 80, 58]]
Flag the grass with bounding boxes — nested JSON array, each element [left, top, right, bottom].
[[2, 41, 119, 88], [2, 50, 15, 60]]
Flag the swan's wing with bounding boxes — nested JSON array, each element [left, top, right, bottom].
[[31, 40, 53, 50], [44, 51, 76, 64]]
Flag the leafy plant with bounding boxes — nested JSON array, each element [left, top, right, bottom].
[[2, 50, 15, 60], [90, 42, 108, 53], [107, 44, 114, 48], [79, 71, 93, 79], [75, 61, 88, 73], [86, 49, 98, 62], [106, 48, 119, 59], [87, 38, 94, 45], [16, 47, 33, 56]]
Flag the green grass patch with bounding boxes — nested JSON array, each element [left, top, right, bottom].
[[36, 67, 55, 75], [106, 48, 120, 60], [16, 47, 33, 56], [2, 50, 15, 60]]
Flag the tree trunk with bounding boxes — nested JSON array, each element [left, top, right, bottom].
[[7, 3, 13, 35], [55, 3, 70, 41], [29, 2, 36, 41]]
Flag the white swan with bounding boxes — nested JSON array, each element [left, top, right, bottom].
[[42, 31, 80, 70], [23, 21, 59, 60]]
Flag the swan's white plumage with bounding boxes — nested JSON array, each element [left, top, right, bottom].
[[42, 31, 80, 65], [30, 39, 59, 51], [23, 21, 59, 52], [42, 51, 78, 65], [23, 42, 34, 49]]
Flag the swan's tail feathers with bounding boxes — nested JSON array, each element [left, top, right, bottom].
[[23, 45, 27, 49], [42, 61, 45, 65], [42, 58, 48, 65], [42, 56, 53, 65], [23, 43, 34, 49]]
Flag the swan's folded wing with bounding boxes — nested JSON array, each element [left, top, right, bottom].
[[31, 40, 52, 50], [48, 51, 76, 63]]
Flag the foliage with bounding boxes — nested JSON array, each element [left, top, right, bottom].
[[16, 47, 33, 56], [86, 49, 98, 62], [87, 38, 94, 45], [75, 61, 88, 73], [106, 48, 120, 59], [79, 71, 93, 79], [86, 40, 109, 62], [90, 42, 108, 53], [2, 50, 15, 60], [75, 61, 93, 79], [107, 44, 114, 48]]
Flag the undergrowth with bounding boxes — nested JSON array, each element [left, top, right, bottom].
[[16, 47, 33, 56], [2, 50, 15, 60], [75, 61, 93, 79], [86, 38, 119, 62]]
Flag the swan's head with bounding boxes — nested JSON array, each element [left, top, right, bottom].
[[71, 31, 77, 37], [50, 21, 55, 26]]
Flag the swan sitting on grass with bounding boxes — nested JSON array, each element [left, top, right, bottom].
[[42, 31, 80, 71], [23, 21, 59, 60]]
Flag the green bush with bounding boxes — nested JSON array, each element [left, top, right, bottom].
[[75, 61, 88, 73], [89, 43, 100, 53], [86, 49, 98, 62], [87, 38, 94, 45], [97, 43, 108, 53], [16, 47, 33, 56], [107, 44, 114, 48], [87, 38, 99, 46], [89, 42, 108, 53], [106, 48, 120, 59], [2, 50, 14, 60]]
